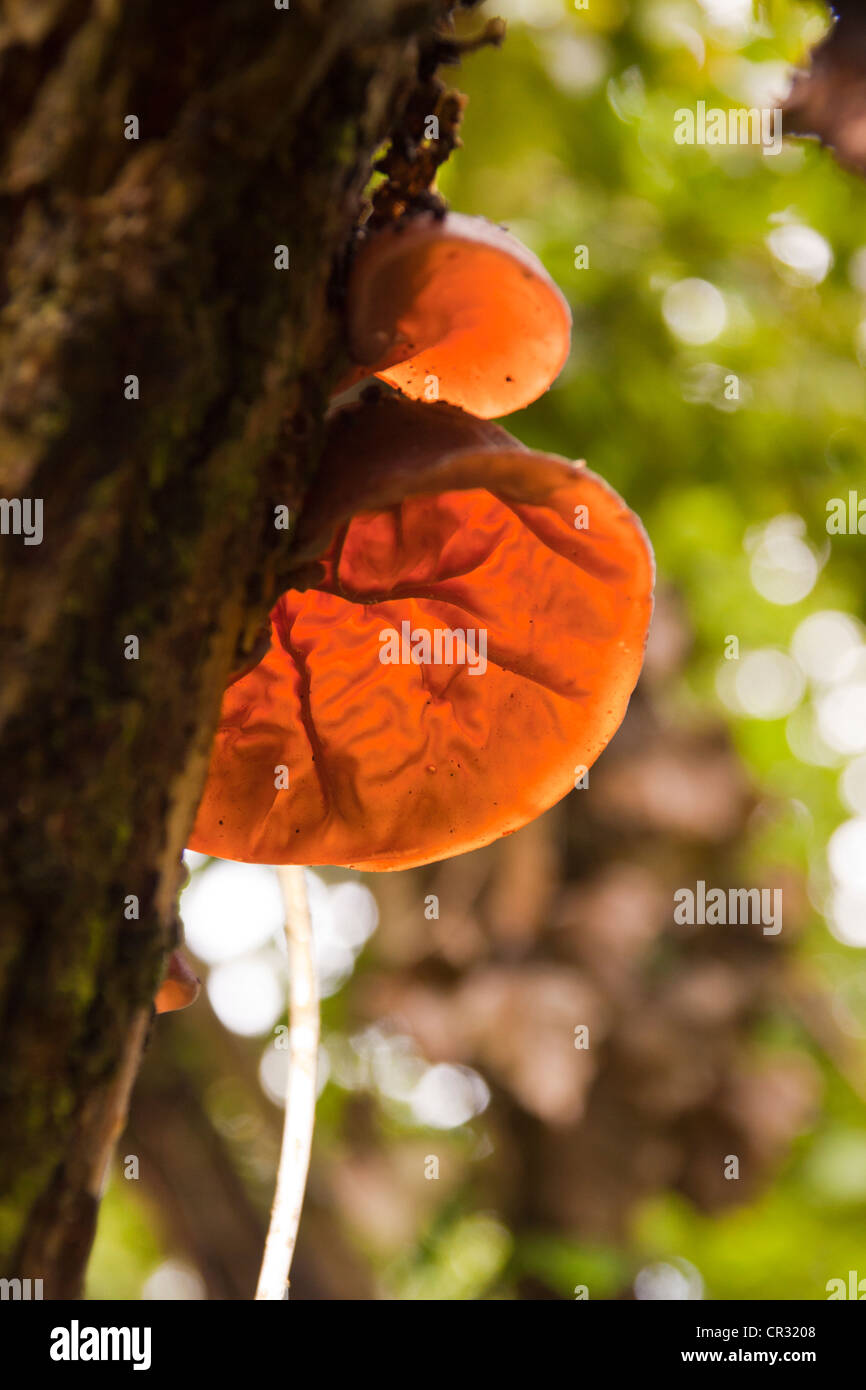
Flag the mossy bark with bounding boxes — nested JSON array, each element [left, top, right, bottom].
[[0, 0, 448, 1297]]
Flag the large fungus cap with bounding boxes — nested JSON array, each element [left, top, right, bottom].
[[189, 393, 653, 871], [344, 212, 572, 418]]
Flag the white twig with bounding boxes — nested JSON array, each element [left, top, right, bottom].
[[256, 865, 319, 1301]]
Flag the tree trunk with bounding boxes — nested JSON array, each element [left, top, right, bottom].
[[0, 0, 451, 1297]]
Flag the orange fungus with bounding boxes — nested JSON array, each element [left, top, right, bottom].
[[154, 949, 201, 1014], [342, 212, 572, 418], [189, 394, 654, 871]]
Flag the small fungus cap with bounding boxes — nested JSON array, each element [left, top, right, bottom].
[[154, 950, 201, 1015], [345, 213, 572, 419], [189, 394, 654, 871]]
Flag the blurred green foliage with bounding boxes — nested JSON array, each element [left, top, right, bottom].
[[440, 0, 866, 1301]]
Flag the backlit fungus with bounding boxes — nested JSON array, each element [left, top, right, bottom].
[[154, 948, 201, 1014], [342, 212, 572, 418], [189, 393, 654, 870]]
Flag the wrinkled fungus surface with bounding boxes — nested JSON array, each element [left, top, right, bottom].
[[190, 395, 654, 870]]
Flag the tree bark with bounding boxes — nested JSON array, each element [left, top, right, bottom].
[[0, 0, 451, 1297]]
